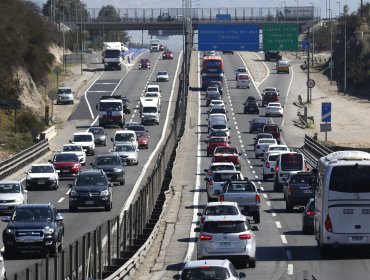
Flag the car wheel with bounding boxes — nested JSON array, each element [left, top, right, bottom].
[[255, 154, 259, 159], [286, 201, 293, 212], [53, 183, 58, 190], [302, 226, 309, 235], [253, 212, 260, 223], [4, 247, 14, 259], [248, 257, 256, 268], [121, 177, 125, 186], [105, 201, 112, 211], [104, 141, 107, 146], [273, 178, 279, 192]]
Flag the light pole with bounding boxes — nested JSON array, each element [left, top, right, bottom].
[[295, 0, 299, 58], [344, 4, 348, 93], [310, 2, 315, 66], [282, 2, 286, 20], [336, 1, 341, 19], [328, 8, 333, 84]]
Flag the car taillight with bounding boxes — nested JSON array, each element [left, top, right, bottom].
[[325, 215, 333, 232], [306, 211, 314, 216], [265, 161, 270, 168], [207, 171, 212, 177], [200, 235, 212, 240], [219, 194, 224, 201], [208, 181, 213, 187], [287, 186, 292, 195], [256, 193, 260, 204], [275, 166, 279, 173], [239, 233, 252, 240]]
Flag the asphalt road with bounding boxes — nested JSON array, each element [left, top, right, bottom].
[[1, 51, 182, 276], [184, 52, 370, 280]]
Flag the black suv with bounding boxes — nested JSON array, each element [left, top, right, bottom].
[[91, 154, 125, 185], [69, 169, 113, 212], [243, 101, 259, 114], [2, 203, 64, 258]]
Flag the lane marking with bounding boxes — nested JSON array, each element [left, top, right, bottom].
[[271, 212, 277, 217], [58, 197, 65, 203], [280, 235, 288, 244], [66, 190, 70, 195], [266, 200, 271, 206], [275, 221, 282, 229], [288, 264, 294, 275], [262, 194, 268, 199]]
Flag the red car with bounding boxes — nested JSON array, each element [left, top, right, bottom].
[[262, 123, 282, 144], [261, 88, 280, 106], [207, 137, 229, 157], [136, 131, 150, 149], [49, 153, 82, 178], [162, 50, 173, 60], [139, 59, 151, 69], [212, 146, 242, 170]]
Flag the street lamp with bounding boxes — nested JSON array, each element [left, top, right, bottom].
[[282, 2, 287, 20], [310, 2, 315, 66], [343, 4, 348, 93], [336, 1, 341, 19], [328, 8, 333, 84], [294, 0, 299, 58]]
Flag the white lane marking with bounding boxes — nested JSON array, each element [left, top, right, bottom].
[[275, 221, 282, 229], [286, 250, 292, 260], [87, 90, 112, 93], [262, 194, 268, 199], [260, 187, 264, 191], [288, 264, 293, 275], [94, 82, 117, 85], [282, 64, 297, 128], [239, 139, 242, 143], [65, 190, 70, 195], [266, 200, 271, 206], [280, 235, 288, 244], [58, 197, 65, 203], [249, 165, 253, 169], [235, 126, 239, 130], [272, 212, 277, 217], [122, 52, 181, 212], [247, 160, 251, 164], [84, 72, 104, 118], [252, 170, 256, 174], [185, 51, 201, 262]]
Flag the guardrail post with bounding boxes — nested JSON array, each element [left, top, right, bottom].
[[61, 250, 65, 280], [116, 216, 120, 258], [69, 244, 73, 280], [26, 268, 30, 280], [123, 211, 127, 252], [35, 262, 39, 280], [93, 230, 97, 279], [13, 273, 17, 280], [98, 227, 102, 279], [75, 240, 79, 280], [87, 232, 91, 278], [82, 235, 86, 279], [45, 256, 49, 280], [129, 205, 133, 247], [54, 254, 58, 280], [107, 219, 111, 265]]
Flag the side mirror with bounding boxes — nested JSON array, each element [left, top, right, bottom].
[[69, 140, 72, 143], [2, 217, 10, 223], [238, 152, 242, 156], [23, 189, 28, 193], [56, 214, 64, 222], [111, 137, 114, 141], [251, 225, 259, 231]]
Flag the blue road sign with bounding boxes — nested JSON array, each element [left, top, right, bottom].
[[299, 40, 310, 51], [216, 14, 231, 21], [321, 102, 331, 122], [198, 24, 260, 51]]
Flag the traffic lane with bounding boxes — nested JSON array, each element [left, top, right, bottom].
[[196, 85, 292, 278]]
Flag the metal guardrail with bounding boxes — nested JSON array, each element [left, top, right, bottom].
[[299, 134, 333, 167], [0, 139, 50, 180]]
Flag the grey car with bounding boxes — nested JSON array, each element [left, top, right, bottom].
[[197, 214, 258, 267], [283, 171, 313, 212], [0, 181, 28, 213], [88, 127, 107, 146], [91, 154, 125, 185]]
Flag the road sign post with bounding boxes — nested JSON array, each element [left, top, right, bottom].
[[262, 24, 298, 51], [321, 102, 332, 142], [198, 24, 260, 51]]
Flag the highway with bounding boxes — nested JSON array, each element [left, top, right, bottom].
[[1, 50, 182, 276], [163, 51, 370, 280]]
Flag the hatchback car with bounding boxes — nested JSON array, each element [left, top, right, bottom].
[[70, 132, 95, 156], [262, 152, 280, 181], [0, 181, 27, 213], [302, 198, 315, 234], [208, 107, 228, 117], [49, 153, 81, 178], [135, 131, 150, 149], [255, 138, 278, 158], [206, 92, 222, 106], [207, 137, 230, 157], [138, 58, 150, 69], [25, 164, 59, 190], [111, 130, 137, 149], [284, 171, 313, 212], [69, 169, 113, 212], [249, 117, 269, 133], [209, 80, 223, 95], [162, 50, 173, 60], [91, 154, 125, 185], [197, 215, 258, 267], [276, 60, 290, 73], [110, 144, 139, 166], [179, 259, 246, 280], [156, 71, 169, 82], [261, 88, 280, 106], [197, 202, 243, 226], [209, 100, 225, 109], [253, 132, 274, 147], [243, 101, 259, 114], [88, 126, 107, 146], [235, 66, 248, 80], [204, 162, 236, 184], [265, 102, 284, 117]]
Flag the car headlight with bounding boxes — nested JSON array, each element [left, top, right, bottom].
[[43, 227, 54, 235], [49, 176, 56, 181], [26, 175, 31, 181], [100, 190, 109, 196], [15, 197, 23, 203], [6, 228, 16, 234], [114, 168, 123, 173], [70, 189, 78, 197], [73, 163, 80, 168]]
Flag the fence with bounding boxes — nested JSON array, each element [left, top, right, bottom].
[[7, 50, 189, 280]]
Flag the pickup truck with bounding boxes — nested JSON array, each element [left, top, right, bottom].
[[212, 146, 242, 170], [262, 123, 282, 144], [205, 170, 244, 202], [218, 179, 261, 223]]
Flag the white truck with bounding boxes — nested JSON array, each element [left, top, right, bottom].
[[96, 96, 125, 128], [102, 42, 124, 70], [149, 39, 160, 53], [140, 97, 160, 125]]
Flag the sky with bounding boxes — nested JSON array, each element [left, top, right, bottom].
[[31, 0, 365, 18]]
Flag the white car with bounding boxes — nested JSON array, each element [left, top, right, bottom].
[[156, 71, 169, 82], [262, 152, 281, 181], [197, 201, 243, 227], [265, 102, 284, 117], [236, 73, 251, 89], [0, 181, 28, 213], [146, 84, 160, 93], [255, 138, 278, 158], [263, 144, 290, 161], [144, 91, 161, 107], [204, 162, 236, 182], [56, 86, 74, 105], [111, 130, 138, 148], [59, 144, 86, 165], [209, 100, 225, 109], [235, 66, 248, 79], [209, 122, 230, 138], [25, 164, 59, 190], [70, 132, 95, 156], [110, 143, 139, 165]]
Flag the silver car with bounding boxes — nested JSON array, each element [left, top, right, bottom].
[[179, 259, 246, 279], [110, 144, 139, 165], [156, 71, 169, 82], [197, 214, 258, 268], [0, 181, 28, 213]]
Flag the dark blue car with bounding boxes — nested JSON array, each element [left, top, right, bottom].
[[249, 117, 269, 133]]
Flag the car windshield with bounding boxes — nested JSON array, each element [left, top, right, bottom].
[[73, 135, 93, 142], [115, 145, 135, 152], [0, 184, 20, 193], [204, 206, 238, 216], [54, 153, 78, 162], [57, 88, 72, 94], [281, 154, 303, 171], [212, 125, 227, 130], [181, 267, 230, 280], [99, 102, 122, 111], [269, 146, 288, 151], [203, 221, 246, 233], [252, 118, 267, 124], [75, 174, 107, 186], [30, 165, 54, 173], [145, 92, 159, 97], [227, 183, 253, 192], [210, 131, 227, 137], [268, 103, 280, 107], [259, 139, 276, 144], [136, 132, 147, 138], [291, 174, 311, 184], [143, 107, 157, 113], [263, 125, 279, 132], [95, 157, 120, 166], [63, 145, 82, 152], [12, 208, 52, 221], [115, 133, 135, 142], [157, 71, 167, 75], [209, 138, 226, 143], [128, 125, 145, 132], [88, 128, 104, 135], [105, 49, 121, 58], [147, 87, 159, 92]]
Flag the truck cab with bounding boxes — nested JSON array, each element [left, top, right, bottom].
[[96, 96, 125, 128]]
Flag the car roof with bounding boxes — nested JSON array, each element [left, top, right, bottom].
[[16, 203, 52, 209], [0, 180, 21, 184], [184, 259, 230, 269], [203, 214, 246, 222], [212, 170, 241, 174], [206, 201, 238, 207], [210, 162, 235, 166], [78, 169, 105, 175], [115, 130, 136, 134], [73, 132, 93, 136], [96, 153, 120, 158]]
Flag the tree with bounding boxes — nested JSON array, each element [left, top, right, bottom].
[[42, 0, 89, 23], [97, 5, 120, 22]]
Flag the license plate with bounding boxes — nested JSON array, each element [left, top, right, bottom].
[[37, 181, 45, 184], [62, 170, 69, 173], [0, 205, 9, 209], [350, 236, 367, 242], [85, 201, 94, 205], [219, 242, 231, 247], [303, 190, 313, 193]]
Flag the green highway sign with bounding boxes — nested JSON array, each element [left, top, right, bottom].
[[263, 24, 298, 51]]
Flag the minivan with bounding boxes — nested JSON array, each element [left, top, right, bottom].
[[56, 86, 74, 105], [236, 73, 251, 89]]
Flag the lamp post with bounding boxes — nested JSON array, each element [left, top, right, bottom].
[[343, 4, 348, 93], [295, 0, 299, 58], [310, 2, 315, 66], [336, 1, 341, 19], [282, 2, 286, 20]]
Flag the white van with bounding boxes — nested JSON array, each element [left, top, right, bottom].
[[313, 151, 370, 253], [273, 152, 307, 191], [140, 97, 160, 125], [56, 86, 74, 105], [236, 73, 251, 89]]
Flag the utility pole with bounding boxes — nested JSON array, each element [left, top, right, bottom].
[[307, 29, 311, 103], [344, 5, 348, 93]]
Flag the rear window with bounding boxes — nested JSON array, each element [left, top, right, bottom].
[[181, 267, 230, 280], [227, 183, 254, 192], [210, 165, 235, 172], [281, 154, 303, 171], [204, 206, 238, 215], [215, 148, 236, 154], [213, 173, 241, 182], [205, 60, 222, 68], [263, 125, 279, 132], [203, 221, 246, 233], [259, 139, 276, 144], [238, 75, 249, 80], [329, 165, 370, 193], [290, 174, 311, 184], [209, 138, 226, 143], [212, 124, 227, 130]]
